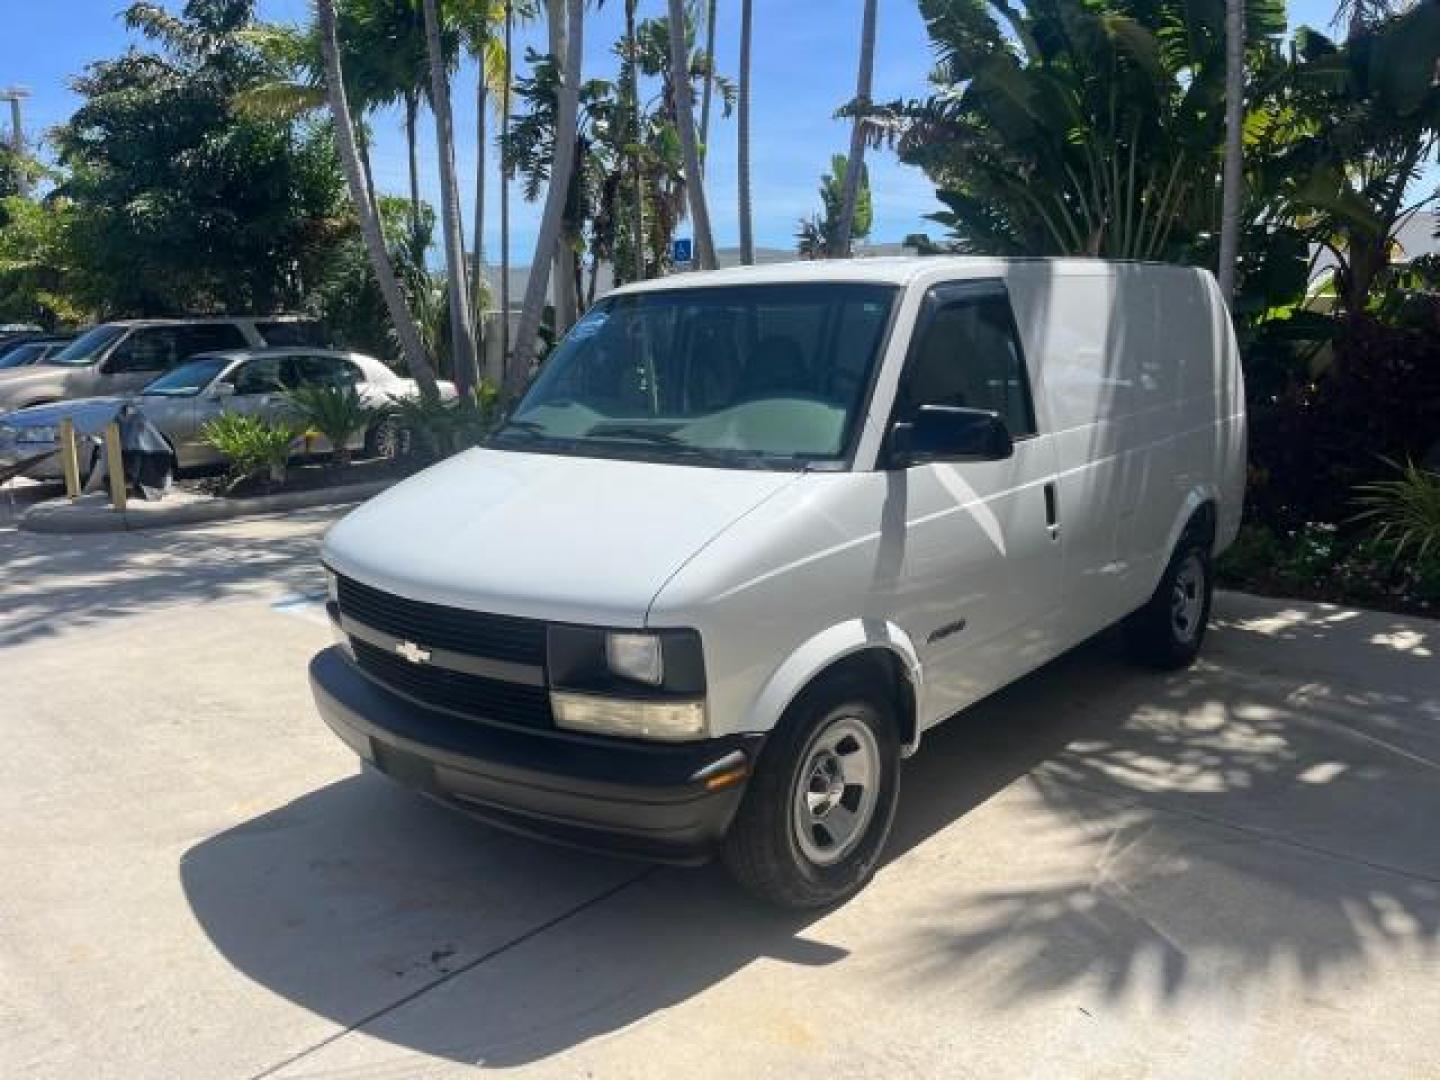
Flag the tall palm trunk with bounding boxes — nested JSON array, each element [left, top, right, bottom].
[[737, 0, 754, 265], [835, 0, 877, 258], [473, 77, 489, 381], [626, 0, 645, 280], [500, 2, 513, 380], [508, 0, 584, 397], [404, 90, 423, 250], [422, 0, 480, 396], [698, 0, 718, 173], [1216, 0, 1245, 302], [548, 2, 579, 332], [667, 0, 717, 270], [316, 0, 438, 396]]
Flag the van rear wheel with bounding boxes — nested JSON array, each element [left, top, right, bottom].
[[1123, 534, 1213, 670], [722, 671, 899, 909]]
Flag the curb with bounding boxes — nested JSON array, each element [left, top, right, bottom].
[[19, 479, 394, 534]]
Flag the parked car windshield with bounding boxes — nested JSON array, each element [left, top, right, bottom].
[[140, 356, 231, 397], [494, 283, 898, 469], [47, 324, 128, 367], [0, 342, 49, 369]]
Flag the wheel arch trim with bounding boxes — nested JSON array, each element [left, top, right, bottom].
[[741, 618, 926, 756]]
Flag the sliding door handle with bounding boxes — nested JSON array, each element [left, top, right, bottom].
[[1043, 482, 1060, 539]]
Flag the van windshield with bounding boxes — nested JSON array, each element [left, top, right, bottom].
[[47, 325, 127, 367], [493, 283, 897, 470]]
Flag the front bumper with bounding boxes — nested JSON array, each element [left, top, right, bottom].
[[309, 646, 761, 864]]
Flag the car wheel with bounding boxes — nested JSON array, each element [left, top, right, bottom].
[[722, 670, 900, 909], [365, 415, 404, 460], [1123, 530, 1214, 670]]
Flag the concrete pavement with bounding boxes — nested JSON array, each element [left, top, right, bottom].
[[2, 496, 1438, 1078]]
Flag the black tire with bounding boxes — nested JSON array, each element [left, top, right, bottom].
[[722, 670, 900, 909], [1123, 529, 1214, 670], [365, 415, 404, 460]]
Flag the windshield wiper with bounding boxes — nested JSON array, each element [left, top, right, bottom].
[[582, 426, 771, 469]]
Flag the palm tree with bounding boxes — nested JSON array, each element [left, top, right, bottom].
[[500, 0, 514, 380], [698, 0, 718, 172], [1216, 0, 1245, 302], [667, 0, 717, 269], [835, 0, 877, 258], [421, 0, 480, 396], [737, 0, 754, 264], [625, 0, 646, 280], [547, 1, 580, 333], [315, 0, 438, 395], [508, 0, 584, 397]]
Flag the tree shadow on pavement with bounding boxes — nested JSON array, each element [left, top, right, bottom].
[[0, 508, 334, 648], [179, 595, 1440, 1068]]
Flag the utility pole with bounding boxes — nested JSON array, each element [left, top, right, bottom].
[[1, 86, 30, 197]]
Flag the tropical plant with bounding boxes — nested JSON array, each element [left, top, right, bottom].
[[200, 412, 298, 488], [50, 0, 351, 316], [666, 0, 717, 270], [385, 385, 499, 459], [421, 0, 480, 395], [797, 153, 871, 259], [835, 0, 877, 258], [737, 0, 754, 265], [1353, 460, 1440, 563], [509, 0, 584, 397], [315, 0, 439, 395], [859, 0, 1287, 262], [287, 384, 375, 467]]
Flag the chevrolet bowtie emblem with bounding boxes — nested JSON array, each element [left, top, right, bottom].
[[395, 640, 432, 665]]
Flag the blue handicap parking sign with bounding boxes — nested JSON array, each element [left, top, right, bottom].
[[672, 237, 693, 264]]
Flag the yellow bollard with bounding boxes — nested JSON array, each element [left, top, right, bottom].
[[103, 422, 127, 512], [58, 417, 81, 500]]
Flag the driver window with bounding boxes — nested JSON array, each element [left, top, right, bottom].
[[108, 329, 180, 373], [899, 292, 1037, 438], [230, 357, 287, 396]]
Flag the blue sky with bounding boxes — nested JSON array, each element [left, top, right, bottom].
[[7, 0, 1343, 264]]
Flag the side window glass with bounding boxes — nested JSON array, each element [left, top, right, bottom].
[[230, 357, 287, 396], [107, 329, 178, 373], [258, 320, 325, 347], [900, 292, 1036, 438], [293, 355, 360, 389], [181, 324, 247, 358]]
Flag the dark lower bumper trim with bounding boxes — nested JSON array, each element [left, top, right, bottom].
[[309, 646, 761, 864]]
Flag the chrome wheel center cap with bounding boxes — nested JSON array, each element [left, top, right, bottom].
[[806, 753, 845, 816]]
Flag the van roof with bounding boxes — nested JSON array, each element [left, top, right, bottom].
[[611, 256, 1204, 295], [101, 315, 319, 328]]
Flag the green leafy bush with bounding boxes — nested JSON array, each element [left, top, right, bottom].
[[200, 412, 298, 490], [1353, 460, 1440, 562], [287, 385, 374, 467], [386, 384, 499, 461]]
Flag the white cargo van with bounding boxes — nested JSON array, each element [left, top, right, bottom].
[[310, 258, 1245, 908]]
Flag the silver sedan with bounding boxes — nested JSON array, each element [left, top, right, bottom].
[[0, 347, 447, 481]]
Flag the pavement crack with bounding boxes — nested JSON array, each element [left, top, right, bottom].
[[247, 866, 657, 1080]]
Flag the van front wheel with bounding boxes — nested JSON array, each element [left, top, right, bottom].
[[722, 672, 899, 909], [1123, 535, 1213, 669]]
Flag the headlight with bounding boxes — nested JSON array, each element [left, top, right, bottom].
[[15, 425, 59, 445], [551, 693, 706, 741], [605, 632, 663, 685]]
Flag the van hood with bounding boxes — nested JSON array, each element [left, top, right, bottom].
[[322, 447, 801, 627]]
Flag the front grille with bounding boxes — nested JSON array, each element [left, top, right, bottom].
[[352, 639, 554, 730], [336, 575, 547, 666]]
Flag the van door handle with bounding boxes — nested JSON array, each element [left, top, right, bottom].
[[1043, 482, 1060, 540]]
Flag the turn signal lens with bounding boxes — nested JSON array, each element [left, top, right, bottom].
[[551, 692, 705, 741]]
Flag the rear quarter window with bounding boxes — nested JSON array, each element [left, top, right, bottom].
[[257, 320, 327, 347]]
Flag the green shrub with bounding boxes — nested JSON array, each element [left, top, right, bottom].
[[200, 412, 298, 489], [287, 385, 374, 467], [386, 383, 499, 460], [1353, 459, 1440, 563]]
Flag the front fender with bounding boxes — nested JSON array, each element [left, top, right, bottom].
[[742, 618, 925, 755]]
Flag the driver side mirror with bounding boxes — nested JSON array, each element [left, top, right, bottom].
[[888, 405, 1013, 467], [211, 382, 236, 399]]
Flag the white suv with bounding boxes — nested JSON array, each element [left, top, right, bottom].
[[310, 257, 1246, 908]]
